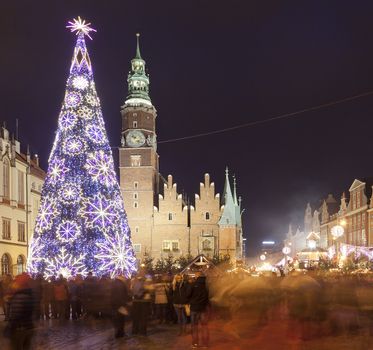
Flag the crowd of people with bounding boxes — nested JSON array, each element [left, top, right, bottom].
[[0, 271, 210, 349], [3, 268, 373, 349]]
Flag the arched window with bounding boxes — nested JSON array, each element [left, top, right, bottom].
[[17, 255, 25, 275], [3, 158, 10, 200], [1, 253, 11, 275]]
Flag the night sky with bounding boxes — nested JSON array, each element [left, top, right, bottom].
[[2, 1, 373, 256]]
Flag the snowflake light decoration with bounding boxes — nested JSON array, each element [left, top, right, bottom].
[[59, 111, 78, 131], [67, 16, 97, 40], [85, 94, 98, 106], [85, 150, 116, 187], [34, 196, 58, 233], [72, 75, 89, 90], [44, 247, 88, 279], [47, 157, 68, 185], [56, 220, 81, 243], [80, 193, 118, 232], [77, 105, 94, 120], [95, 230, 137, 278], [27, 236, 45, 274], [65, 92, 82, 108], [63, 136, 85, 155], [86, 124, 106, 144], [59, 182, 82, 204]]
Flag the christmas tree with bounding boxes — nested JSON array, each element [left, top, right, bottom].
[[27, 17, 137, 279]]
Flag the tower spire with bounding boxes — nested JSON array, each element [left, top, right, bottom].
[[124, 34, 152, 107], [135, 33, 142, 59], [233, 175, 238, 205]]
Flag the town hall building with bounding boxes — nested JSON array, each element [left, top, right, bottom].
[[119, 35, 244, 262]]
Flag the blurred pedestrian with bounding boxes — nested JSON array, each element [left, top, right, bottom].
[[2, 274, 13, 321], [53, 275, 68, 320], [40, 279, 52, 320], [187, 272, 210, 349], [172, 274, 190, 335], [111, 275, 131, 338], [131, 276, 151, 335], [7, 273, 34, 350], [153, 275, 168, 324]]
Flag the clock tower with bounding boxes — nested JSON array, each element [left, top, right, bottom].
[[119, 34, 159, 256]]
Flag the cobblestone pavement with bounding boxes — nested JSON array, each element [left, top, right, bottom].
[[1, 316, 373, 350]]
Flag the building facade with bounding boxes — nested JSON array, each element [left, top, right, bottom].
[[0, 125, 45, 276], [119, 35, 244, 262], [287, 178, 373, 255]]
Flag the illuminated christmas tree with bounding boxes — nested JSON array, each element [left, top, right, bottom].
[[27, 17, 136, 279]]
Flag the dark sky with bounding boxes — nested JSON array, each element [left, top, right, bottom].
[[2, 1, 373, 256]]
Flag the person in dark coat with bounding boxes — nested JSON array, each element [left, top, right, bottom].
[[172, 274, 190, 335], [131, 276, 152, 336], [111, 276, 131, 338], [187, 272, 210, 349], [8, 273, 34, 350]]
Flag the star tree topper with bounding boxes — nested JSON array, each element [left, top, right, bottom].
[[66, 16, 97, 40]]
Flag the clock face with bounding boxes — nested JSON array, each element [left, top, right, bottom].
[[126, 130, 146, 148]]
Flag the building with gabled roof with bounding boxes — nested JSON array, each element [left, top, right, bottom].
[[118, 35, 244, 262]]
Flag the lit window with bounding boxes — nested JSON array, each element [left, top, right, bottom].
[[172, 241, 179, 251], [133, 121, 138, 128], [2, 218, 11, 240], [17, 255, 25, 275], [133, 244, 141, 253], [130, 155, 141, 167], [163, 241, 171, 251]]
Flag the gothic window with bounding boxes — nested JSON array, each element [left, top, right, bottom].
[[3, 158, 10, 199], [1, 254, 11, 275], [168, 213, 173, 221], [2, 218, 11, 239], [18, 222, 25, 242], [18, 170, 24, 204], [16, 255, 25, 275], [205, 212, 210, 220], [133, 121, 138, 128]]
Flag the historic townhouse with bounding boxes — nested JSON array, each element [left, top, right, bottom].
[[0, 125, 45, 275]]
